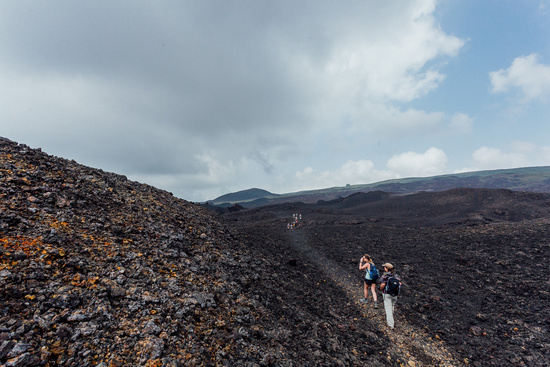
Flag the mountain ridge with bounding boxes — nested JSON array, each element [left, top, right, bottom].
[[209, 166, 550, 207]]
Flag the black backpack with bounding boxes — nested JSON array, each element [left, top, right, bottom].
[[386, 276, 400, 296]]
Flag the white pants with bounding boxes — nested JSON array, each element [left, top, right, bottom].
[[383, 293, 398, 328]]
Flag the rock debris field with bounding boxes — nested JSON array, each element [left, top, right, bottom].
[[1, 136, 549, 366]]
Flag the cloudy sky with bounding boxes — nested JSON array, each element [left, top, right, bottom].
[[2, 1, 550, 201]]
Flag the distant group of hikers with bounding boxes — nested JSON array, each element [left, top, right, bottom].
[[359, 254, 402, 329], [287, 213, 302, 229]]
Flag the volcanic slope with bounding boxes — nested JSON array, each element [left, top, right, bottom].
[[1, 137, 404, 366], [3, 136, 549, 366], [223, 190, 550, 367]]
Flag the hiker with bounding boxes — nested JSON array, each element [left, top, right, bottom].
[[379, 263, 402, 329], [359, 254, 379, 308]]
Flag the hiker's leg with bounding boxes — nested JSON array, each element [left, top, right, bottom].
[[363, 281, 369, 299], [383, 294, 394, 328], [370, 283, 377, 302], [390, 296, 397, 320]]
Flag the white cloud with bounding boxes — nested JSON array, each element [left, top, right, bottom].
[[466, 143, 550, 172], [319, 2, 463, 104], [293, 146, 450, 193], [471, 147, 527, 169], [352, 103, 445, 137], [341, 108, 472, 141], [539, 1, 549, 14], [0, 1, 467, 200], [489, 54, 550, 101], [293, 160, 396, 192], [448, 113, 473, 134], [386, 147, 448, 177]]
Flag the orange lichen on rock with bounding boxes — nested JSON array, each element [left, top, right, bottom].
[[0, 235, 44, 256]]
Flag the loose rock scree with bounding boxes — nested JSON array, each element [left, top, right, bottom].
[[1, 136, 549, 366]]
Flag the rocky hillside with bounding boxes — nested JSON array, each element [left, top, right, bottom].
[[0, 137, 400, 366], [2, 137, 549, 367]]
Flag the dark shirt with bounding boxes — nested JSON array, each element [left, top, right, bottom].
[[379, 272, 401, 294]]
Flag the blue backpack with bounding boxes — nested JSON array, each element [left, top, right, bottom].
[[369, 264, 379, 280]]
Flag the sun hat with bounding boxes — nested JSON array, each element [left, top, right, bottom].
[[382, 263, 393, 270]]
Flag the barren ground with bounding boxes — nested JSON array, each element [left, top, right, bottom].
[[223, 190, 550, 366], [2, 137, 549, 366]]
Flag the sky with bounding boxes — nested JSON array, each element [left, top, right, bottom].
[[2, 0, 550, 202]]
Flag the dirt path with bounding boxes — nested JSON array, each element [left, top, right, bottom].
[[289, 227, 464, 367]]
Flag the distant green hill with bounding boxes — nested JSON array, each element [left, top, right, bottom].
[[209, 188, 279, 206], [208, 166, 550, 208]]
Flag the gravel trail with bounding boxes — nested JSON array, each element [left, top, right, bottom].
[[289, 227, 464, 367]]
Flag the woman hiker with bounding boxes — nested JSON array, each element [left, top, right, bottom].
[[359, 254, 379, 308]]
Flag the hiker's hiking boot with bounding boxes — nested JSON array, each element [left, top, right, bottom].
[[374, 302, 379, 309], [359, 298, 367, 303]]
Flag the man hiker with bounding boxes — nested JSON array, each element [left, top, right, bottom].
[[379, 263, 402, 329]]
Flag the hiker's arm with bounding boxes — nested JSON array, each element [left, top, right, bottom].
[[359, 261, 369, 270], [380, 282, 385, 291]]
